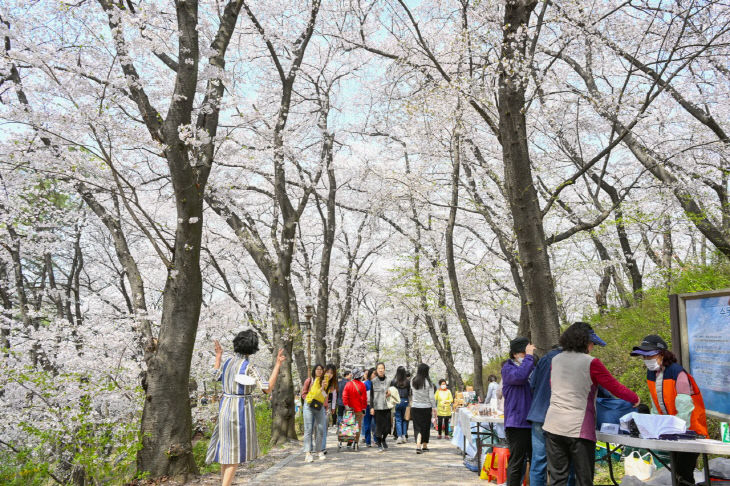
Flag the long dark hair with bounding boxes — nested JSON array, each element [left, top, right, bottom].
[[322, 363, 337, 393], [658, 349, 678, 367], [412, 363, 430, 390], [311, 363, 324, 379], [367, 367, 376, 380], [394, 366, 408, 388]]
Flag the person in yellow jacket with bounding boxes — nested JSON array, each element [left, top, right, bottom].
[[434, 379, 454, 439]]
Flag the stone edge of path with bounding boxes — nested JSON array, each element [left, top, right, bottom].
[[246, 448, 302, 485]]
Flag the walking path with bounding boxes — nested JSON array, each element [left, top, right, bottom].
[[245, 426, 486, 486]]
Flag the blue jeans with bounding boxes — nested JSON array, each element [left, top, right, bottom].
[[394, 398, 409, 437], [531, 422, 575, 486], [361, 406, 373, 444], [319, 408, 329, 450], [302, 403, 326, 453]]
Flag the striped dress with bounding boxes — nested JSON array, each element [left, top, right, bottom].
[[206, 356, 267, 464]]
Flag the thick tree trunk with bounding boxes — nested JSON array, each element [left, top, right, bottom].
[[498, 0, 560, 355], [137, 195, 203, 476], [270, 281, 298, 443]]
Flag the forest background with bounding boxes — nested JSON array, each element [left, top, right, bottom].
[[1, 0, 729, 483]]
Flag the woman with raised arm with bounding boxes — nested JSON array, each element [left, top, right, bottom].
[[206, 330, 285, 486], [544, 322, 639, 486]]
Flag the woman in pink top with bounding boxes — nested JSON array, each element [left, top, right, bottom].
[[543, 322, 640, 486]]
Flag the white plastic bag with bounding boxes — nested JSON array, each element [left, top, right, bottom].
[[624, 451, 657, 481], [619, 412, 686, 439]]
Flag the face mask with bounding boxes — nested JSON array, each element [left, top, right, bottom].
[[441, 384, 447, 390], [644, 359, 660, 371], [516, 357, 524, 365]]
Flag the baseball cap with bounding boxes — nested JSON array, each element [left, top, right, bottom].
[[630, 334, 668, 356], [510, 337, 529, 354]]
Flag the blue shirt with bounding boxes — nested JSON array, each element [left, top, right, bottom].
[[365, 380, 372, 408], [526, 347, 562, 424]]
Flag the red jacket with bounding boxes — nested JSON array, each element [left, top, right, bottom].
[[342, 379, 368, 412]]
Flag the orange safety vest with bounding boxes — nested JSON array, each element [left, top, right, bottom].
[[647, 362, 708, 437]]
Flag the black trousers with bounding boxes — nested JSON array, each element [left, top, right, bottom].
[[545, 431, 595, 486], [412, 407, 432, 445], [373, 409, 391, 444], [437, 415, 451, 436], [506, 427, 531, 486], [670, 451, 699, 486]]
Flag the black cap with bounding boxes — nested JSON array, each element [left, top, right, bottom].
[[630, 334, 668, 356], [510, 337, 529, 354]]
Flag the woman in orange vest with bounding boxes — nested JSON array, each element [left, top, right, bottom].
[[630, 334, 708, 485]]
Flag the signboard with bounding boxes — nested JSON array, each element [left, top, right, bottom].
[[670, 290, 730, 421]]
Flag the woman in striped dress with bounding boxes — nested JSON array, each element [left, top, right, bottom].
[[206, 330, 285, 486]]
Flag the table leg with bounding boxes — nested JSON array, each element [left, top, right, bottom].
[[702, 453, 710, 486], [477, 423, 482, 469], [606, 443, 621, 486], [669, 453, 679, 486]]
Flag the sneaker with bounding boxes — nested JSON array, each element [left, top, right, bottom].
[[305, 452, 313, 463], [377, 445, 384, 452], [416, 448, 423, 454], [366, 443, 372, 447], [318, 452, 326, 461], [382, 440, 388, 449], [437, 435, 442, 439]]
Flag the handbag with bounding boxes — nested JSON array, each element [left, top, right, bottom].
[[624, 451, 656, 481], [309, 398, 323, 410]]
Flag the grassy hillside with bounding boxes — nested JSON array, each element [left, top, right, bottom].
[[590, 263, 730, 440]]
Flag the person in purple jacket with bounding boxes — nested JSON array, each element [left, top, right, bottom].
[[501, 336, 536, 486]]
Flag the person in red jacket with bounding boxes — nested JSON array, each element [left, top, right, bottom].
[[343, 369, 368, 450]]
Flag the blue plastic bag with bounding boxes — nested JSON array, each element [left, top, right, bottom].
[[596, 397, 634, 429]]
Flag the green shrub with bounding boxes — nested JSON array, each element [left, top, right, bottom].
[[192, 437, 219, 475], [255, 401, 273, 455]]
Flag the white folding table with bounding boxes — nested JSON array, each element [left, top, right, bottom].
[[596, 431, 730, 486]]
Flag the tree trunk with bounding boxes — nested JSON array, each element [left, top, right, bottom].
[[412, 246, 465, 391], [498, 0, 560, 355], [137, 211, 202, 475], [436, 272, 465, 391], [314, 130, 336, 366], [445, 134, 483, 397], [270, 280, 298, 443]]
